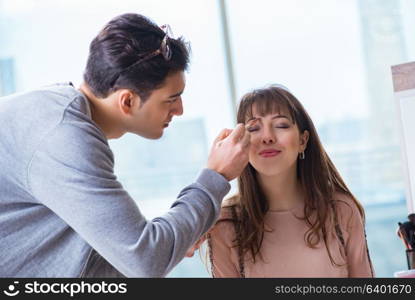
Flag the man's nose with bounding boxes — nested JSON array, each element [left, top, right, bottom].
[[171, 98, 183, 116]]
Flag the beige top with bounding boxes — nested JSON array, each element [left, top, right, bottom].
[[208, 194, 374, 278]]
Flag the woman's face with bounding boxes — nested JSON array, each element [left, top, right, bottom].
[[246, 104, 309, 177]]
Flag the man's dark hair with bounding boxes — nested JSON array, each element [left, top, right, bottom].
[[83, 13, 190, 101]]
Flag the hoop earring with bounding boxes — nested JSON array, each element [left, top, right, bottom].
[[299, 151, 305, 160]]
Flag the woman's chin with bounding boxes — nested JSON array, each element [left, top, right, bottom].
[[255, 168, 283, 177]]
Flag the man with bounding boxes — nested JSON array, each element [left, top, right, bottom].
[[0, 13, 250, 277]]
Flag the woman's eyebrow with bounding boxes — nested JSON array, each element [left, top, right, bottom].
[[246, 117, 259, 122], [246, 114, 289, 122], [271, 115, 289, 120]]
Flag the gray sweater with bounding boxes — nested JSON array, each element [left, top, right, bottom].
[[0, 83, 230, 277]]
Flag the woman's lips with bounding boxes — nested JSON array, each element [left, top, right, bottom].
[[259, 149, 281, 158]]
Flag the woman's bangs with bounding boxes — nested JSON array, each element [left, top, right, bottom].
[[244, 93, 295, 123]]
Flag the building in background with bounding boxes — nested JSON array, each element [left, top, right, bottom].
[[109, 118, 208, 217], [0, 58, 15, 96]]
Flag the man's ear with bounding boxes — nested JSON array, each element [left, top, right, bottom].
[[118, 90, 141, 115], [300, 130, 309, 151]]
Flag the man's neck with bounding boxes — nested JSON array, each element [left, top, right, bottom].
[[78, 83, 124, 139]]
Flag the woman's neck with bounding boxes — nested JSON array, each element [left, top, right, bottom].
[[257, 167, 304, 212]]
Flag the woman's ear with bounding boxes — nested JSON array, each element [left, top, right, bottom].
[[300, 130, 309, 151]]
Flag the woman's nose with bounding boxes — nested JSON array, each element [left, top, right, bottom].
[[261, 128, 276, 144]]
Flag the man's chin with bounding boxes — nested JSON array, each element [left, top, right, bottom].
[[147, 130, 164, 140], [153, 131, 164, 139], [132, 129, 163, 140]]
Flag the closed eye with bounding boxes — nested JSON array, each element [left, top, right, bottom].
[[246, 126, 259, 132], [166, 97, 179, 104]]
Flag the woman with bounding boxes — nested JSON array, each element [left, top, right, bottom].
[[199, 84, 374, 277]]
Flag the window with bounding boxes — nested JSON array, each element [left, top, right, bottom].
[[2, 0, 414, 277], [225, 0, 415, 276], [0, 58, 15, 96]]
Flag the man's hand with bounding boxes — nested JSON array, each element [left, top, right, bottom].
[[207, 123, 251, 181], [185, 234, 207, 258]]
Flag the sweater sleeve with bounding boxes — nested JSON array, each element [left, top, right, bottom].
[[27, 123, 230, 277], [336, 196, 374, 278]]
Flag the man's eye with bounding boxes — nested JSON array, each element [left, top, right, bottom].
[[167, 98, 178, 104]]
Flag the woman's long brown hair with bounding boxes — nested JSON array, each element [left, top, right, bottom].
[[223, 85, 367, 267]]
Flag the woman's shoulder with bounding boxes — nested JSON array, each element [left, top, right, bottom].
[[331, 191, 364, 228], [332, 191, 361, 211], [209, 197, 239, 238], [218, 195, 240, 220]]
